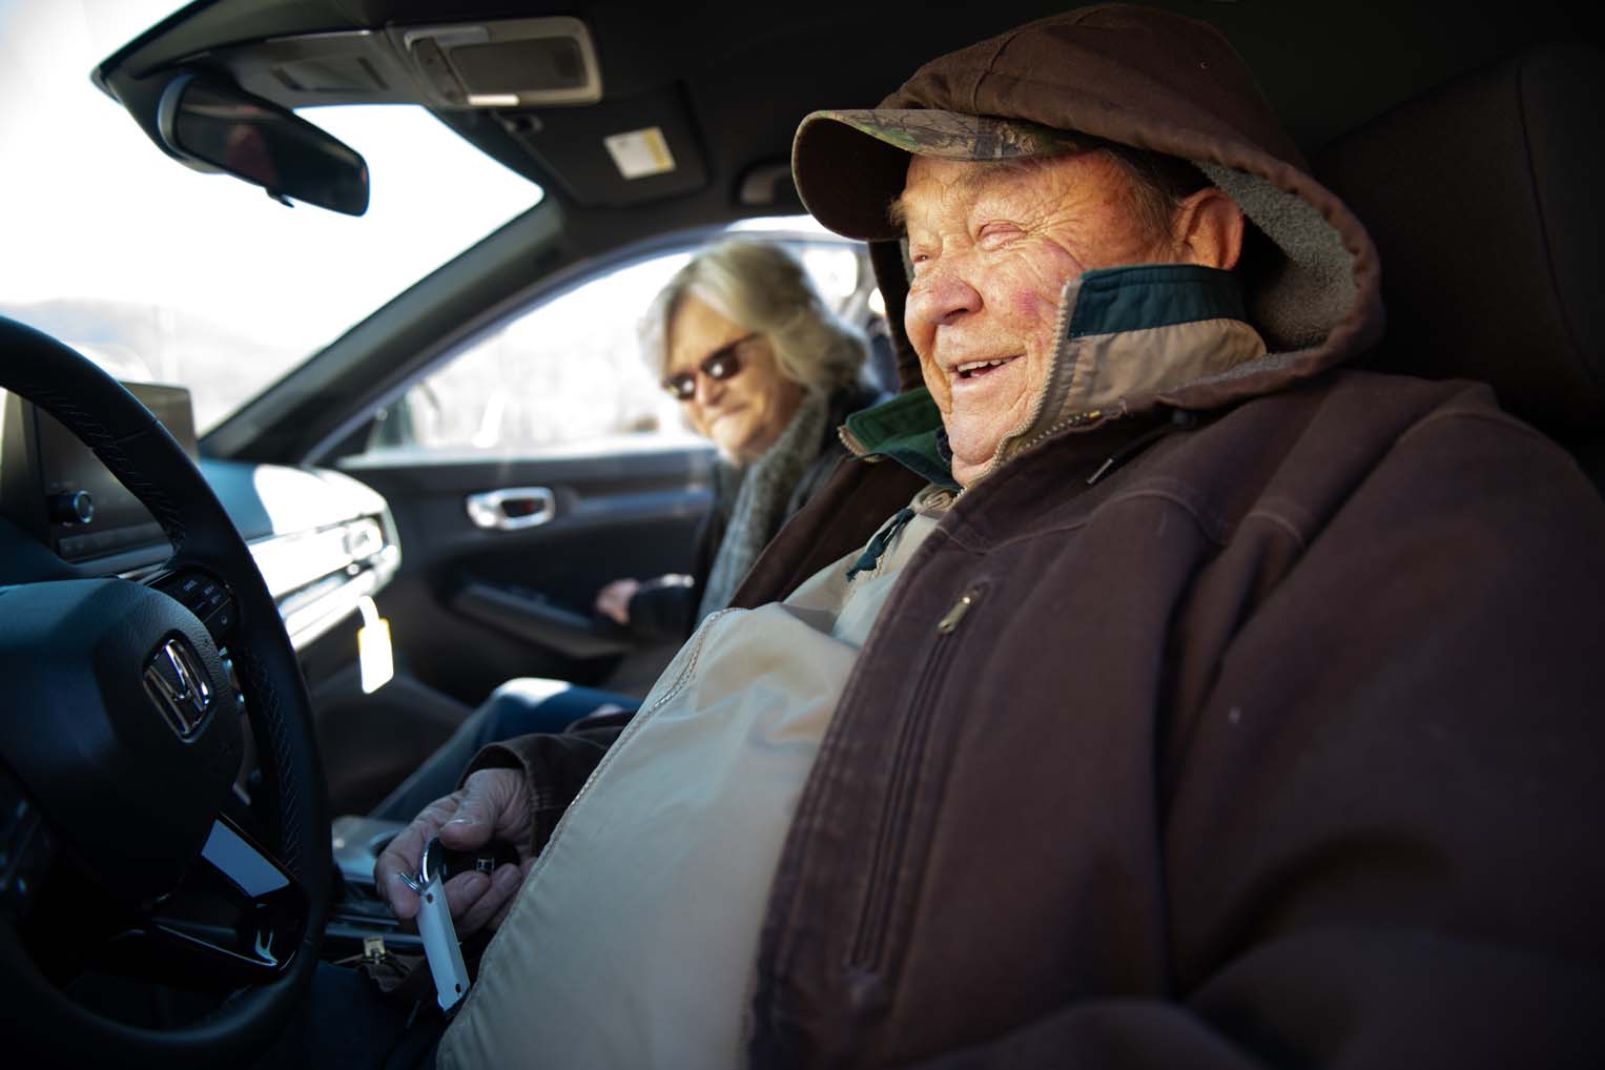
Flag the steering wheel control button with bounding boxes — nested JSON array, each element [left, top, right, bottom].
[[158, 570, 238, 641], [46, 489, 95, 525], [206, 600, 237, 640], [0, 785, 51, 920], [143, 636, 215, 739], [197, 577, 226, 611]]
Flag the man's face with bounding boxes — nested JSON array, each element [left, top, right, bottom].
[[899, 153, 1174, 486]]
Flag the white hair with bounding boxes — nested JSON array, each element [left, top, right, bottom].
[[641, 239, 869, 395]]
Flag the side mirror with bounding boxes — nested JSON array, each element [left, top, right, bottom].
[[157, 74, 369, 216]]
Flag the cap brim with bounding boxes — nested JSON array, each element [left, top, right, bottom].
[[792, 109, 1081, 241]]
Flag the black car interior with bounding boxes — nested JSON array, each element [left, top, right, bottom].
[[1314, 42, 1604, 488], [0, 0, 1599, 1065]]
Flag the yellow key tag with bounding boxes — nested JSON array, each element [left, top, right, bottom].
[[357, 595, 394, 694]]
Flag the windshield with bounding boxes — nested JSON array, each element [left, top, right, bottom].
[[0, 0, 543, 431]]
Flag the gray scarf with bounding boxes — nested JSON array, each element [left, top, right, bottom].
[[697, 389, 831, 622]]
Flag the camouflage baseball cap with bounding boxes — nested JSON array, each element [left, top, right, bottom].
[[791, 109, 1084, 241]]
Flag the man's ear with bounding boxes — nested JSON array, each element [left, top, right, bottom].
[[1172, 188, 1244, 270]]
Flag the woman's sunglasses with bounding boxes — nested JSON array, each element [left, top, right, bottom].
[[661, 333, 759, 401]]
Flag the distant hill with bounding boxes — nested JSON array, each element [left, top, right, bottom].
[[0, 298, 309, 429]]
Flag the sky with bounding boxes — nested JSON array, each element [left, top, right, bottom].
[[0, 0, 846, 434], [0, 0, 541, 354]]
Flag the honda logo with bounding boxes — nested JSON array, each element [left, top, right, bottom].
[[144, 636, 213, 738]]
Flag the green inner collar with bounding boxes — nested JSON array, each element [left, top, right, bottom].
[[845, 265, 1250, 487], [1069, 264, 1247, 339], [842, 388, 957, 490]]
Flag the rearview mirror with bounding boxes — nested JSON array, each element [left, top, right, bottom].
[[157, 74, 369, 216]]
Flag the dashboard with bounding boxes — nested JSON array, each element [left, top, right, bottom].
[[0, 383, 399, 652]]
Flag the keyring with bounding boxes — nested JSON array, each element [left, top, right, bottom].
[[395, 836, 444, 894]]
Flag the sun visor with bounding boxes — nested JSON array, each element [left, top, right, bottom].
[[498, 84, 709, 207], [390, 18, 603, 108], [199, 18, 604, 111]]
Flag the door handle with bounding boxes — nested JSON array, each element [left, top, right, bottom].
[[465, 486, 556, 531]]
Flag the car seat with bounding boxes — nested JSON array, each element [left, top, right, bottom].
[[1314, 43, 1604, 490]]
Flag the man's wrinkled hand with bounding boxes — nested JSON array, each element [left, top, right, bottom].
[[374, 767, 537, 937]]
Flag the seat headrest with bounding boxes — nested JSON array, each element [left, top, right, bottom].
[[1315, 44, 1604, 435]]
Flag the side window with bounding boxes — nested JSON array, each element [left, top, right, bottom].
[[367, 253, 694, 456], [363, 237, 871, 458]]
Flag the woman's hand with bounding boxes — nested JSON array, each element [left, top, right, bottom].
[[375, 767, 537, 936], [594, 577, 641, 625]]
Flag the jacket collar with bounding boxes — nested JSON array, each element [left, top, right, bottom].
[[839, 389, 959, 491], [843, 264, 1264, 486]]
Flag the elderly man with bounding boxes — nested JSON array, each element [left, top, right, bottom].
[[377, 5, 1605, 1067]]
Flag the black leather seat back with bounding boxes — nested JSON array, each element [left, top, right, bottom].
[[1315, 44, 1604, 480]]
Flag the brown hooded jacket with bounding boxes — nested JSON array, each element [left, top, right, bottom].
[[725, 5, 1605, 1067]]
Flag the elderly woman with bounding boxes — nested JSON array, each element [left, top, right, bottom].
[[371, 239, 879, 821], [597, 238, 880, 637]]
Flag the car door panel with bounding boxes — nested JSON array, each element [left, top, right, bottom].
[[338, 442, 714, 705]]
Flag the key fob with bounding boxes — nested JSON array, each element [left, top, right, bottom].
[[413, 837, 471, 1012], [441, 838, 521, 880]]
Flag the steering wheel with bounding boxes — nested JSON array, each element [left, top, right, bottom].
[[0, 317, 330, 1067]]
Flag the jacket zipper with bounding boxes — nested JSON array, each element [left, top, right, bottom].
[[936, 590, 977, 633], [979, 405, 1113, 486], [846, 585, 983, 972], [1015, 406, 1109, 458]]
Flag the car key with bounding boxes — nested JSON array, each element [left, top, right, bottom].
[[401, 836, 471, 1013], [440, 838, 521, 880]]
